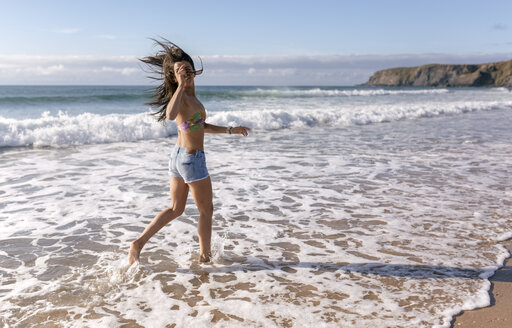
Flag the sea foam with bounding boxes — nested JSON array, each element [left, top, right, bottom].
[[215, 87, 451, 98], [0, 111, 175, 147], [1, 99, 511, 147], [1, 108, 512, 327]]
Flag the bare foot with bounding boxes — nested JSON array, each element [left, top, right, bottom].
[[128, 241, 141, 265], [199, 253, 211, 263]]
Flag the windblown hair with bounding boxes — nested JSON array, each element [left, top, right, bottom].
[[140, 39, 196, 122]]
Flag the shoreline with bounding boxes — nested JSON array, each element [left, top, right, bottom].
[[451, 240, 512, 327]]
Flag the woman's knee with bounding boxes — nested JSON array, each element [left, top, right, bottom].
[[198, 203, 213, 218], [170, 203, 186, 217]]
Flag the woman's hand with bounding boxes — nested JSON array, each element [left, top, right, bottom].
[[231, 126, 250, 136], [174, 63, 194, 87]]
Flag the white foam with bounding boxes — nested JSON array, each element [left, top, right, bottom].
[[2, 99, 510, 147], [245, 87, 450, 97], [496, 231, 512, 241], [0, 110, 175, 147], [208, 99, 512, 129], [492, 87, 512, 92], [1, 94, 512, 327]]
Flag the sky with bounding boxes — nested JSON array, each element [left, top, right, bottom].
[[0, 0, 511, 85]]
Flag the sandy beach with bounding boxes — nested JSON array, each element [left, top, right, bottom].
[[452, 240, 512, 328]]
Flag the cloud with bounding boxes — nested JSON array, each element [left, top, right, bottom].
[[97, 66, 138, 75], [1, 53, 511, 85], [492, 23, 508, 30], [197, 53, 512, 85], [52, 28, 81, 34], [0, 55, 145, 85], [35, 64, 65, 75]]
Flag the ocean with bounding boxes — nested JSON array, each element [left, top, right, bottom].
[[1, 85, 511, 327]]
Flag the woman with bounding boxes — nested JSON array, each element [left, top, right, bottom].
[[128, 40, 249, 265]]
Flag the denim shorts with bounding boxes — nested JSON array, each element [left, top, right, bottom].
[[168, 145, 209, 183]]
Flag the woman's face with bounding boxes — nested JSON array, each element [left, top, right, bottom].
[[174, 61, 194, 76], [173, 61, 195, 86]]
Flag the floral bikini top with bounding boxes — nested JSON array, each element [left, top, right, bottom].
[[178, 111, 206, 132]]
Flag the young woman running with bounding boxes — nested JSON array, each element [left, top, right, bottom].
[[128, 40, 249, 265]]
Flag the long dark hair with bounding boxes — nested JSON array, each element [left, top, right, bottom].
[[140, 39, 196, 122]]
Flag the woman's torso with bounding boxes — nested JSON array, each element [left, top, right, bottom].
[[175, 93, 206, 153]]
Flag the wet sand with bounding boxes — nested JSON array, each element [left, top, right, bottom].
[[452, 240, 512, 328]]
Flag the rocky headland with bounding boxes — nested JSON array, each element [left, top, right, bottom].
[[364, 59, 512, 87]]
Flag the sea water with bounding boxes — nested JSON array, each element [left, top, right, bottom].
[[0, 85, 511, 327]]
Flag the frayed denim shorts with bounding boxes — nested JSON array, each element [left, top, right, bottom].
[[168, 145, 209, 183]]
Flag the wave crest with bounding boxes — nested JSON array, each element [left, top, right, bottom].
[[1, 100, 511, 147], [0, 111, 175, 147], [199, 88, 451, 99]]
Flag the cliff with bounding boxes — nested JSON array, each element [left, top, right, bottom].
[[364, 59, 512, 87]]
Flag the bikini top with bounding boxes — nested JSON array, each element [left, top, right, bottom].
[[178, 111, 206, 132]]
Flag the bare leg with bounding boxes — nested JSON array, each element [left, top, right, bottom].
[[188, 177, 213, 262], [128, 177, 189, 265]]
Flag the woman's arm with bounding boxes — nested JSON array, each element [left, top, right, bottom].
[[165, 85, 185, 120], [204, 123, 250, 136], [165, 64, 191, 120]]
